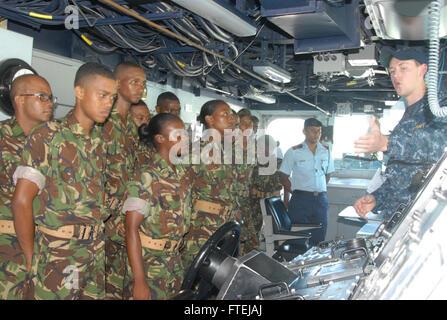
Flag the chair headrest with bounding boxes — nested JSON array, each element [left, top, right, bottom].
[[266, 196, 281, 206], [265, 196, 291, 231]]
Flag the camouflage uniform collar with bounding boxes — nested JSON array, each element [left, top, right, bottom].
[[65, 109, 103, 139], [109, 106, 132, 122], [126, 111, 138, 134], [109, 107, 124, 121], [109, 107, 138, 133], [3, 117, 26, 139], [151, 150, 185, 176]]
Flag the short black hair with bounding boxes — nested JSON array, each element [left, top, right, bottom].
[[251, 115, 259, 123], [113, 61, 142, 78], [304, 118, 322, 129], [74, 62, 114, 87], [197, 99, 226, 128], [131, 99, 147, 109], [157, 92, 179, 105], [139, 113, 180, 148], [237, 108, 252, 119]]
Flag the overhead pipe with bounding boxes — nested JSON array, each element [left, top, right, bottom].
[[100, 0, 330, 116]]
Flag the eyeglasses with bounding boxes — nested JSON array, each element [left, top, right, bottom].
[[20, 93, 57, 104], [129, 79, 146, 89]]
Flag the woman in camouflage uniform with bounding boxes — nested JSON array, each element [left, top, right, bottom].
[[123, 113, 191, 300], [181, 100, 239, 270]]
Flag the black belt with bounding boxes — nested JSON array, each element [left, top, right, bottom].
[[292, 190, 326, 197]]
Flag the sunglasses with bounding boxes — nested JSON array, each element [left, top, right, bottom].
[[20, 93, 57, 104]]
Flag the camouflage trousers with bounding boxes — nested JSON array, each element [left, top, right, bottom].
[[238, 200, 259, 256], [126, 248, 184, 300], [105, 213, 128, 300], [0, 234, 32, 300], [31, 230, 105, 300], [251, 197, 265, 234], [182, 207, 235, 273]]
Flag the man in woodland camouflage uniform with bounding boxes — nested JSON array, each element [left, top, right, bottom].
[[103, 62, 146, 299], [0, 74, 54, 299], [233, 109, 256, 256], [12, 62, 116, 300], [130, 100, 151, 128], [154, 91, 181, 117], [250, 135, 283, 248]]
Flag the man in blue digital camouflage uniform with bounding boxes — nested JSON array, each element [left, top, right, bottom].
[[354, 46, 447, 219], [279, 118, 334, 246]]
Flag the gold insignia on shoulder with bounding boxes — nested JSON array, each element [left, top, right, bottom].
[[414, 123, 425, 130]]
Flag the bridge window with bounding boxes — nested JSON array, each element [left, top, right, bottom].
[[332, 115, 382, 171], [265, 118, 305, 157]]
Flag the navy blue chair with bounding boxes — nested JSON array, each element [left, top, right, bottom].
[[260, 196, 321, 260]]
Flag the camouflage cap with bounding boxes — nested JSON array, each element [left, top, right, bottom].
[[380, 46, 427, 68]]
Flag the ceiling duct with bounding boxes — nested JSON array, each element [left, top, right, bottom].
[[364, 0, 447, 40], [347, 44, 378, 67], [240, 85, 276, 104], [259, 0, 361, 54], [345, 44, 379, 79], [170, 0, 257, 37]]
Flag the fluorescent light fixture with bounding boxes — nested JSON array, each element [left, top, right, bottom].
[[171, 0, 257, 37], [240, 85, 276, 104], [244, 93, 276, 104], [385, 100, 398, 106], [348, 59, 378, 67], [253, 62, 291, 84], [364, 104, 375, 113], [347, 44, 378, 67], [205, 85, 232, 96]]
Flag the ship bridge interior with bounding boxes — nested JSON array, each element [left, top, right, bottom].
[[1, 0, 447, 301]]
